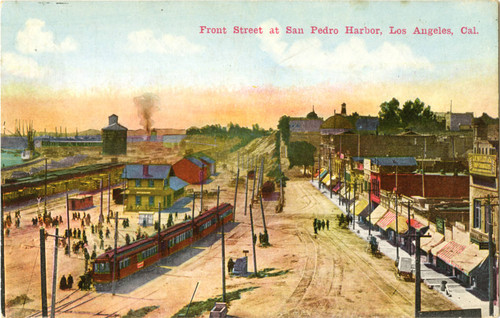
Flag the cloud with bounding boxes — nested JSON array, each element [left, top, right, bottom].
[[258, 19, 433, 77], [16, 19, 78, 54], [127, 30, 204, 55], [2, 52, 50, 79]]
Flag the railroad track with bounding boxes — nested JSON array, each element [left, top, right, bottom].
[[27, 291, 106, 317]]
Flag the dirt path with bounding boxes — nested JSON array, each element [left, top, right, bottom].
[[5, 179, 459, 318]]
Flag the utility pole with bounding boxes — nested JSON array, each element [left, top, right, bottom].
[[329, 153, 333, 199], [1, 194, 5, 318], [40, 228, 48, 318], [244, 169, 249, 216], [111, 211, 125, 295], [66, 191, 70, 256], [44, 158, 48, 211], [318, 150, 321, 189], [50, 228, 59, 318], [407, 200, 411, 256], [368, 182, 372, 237], [157, 202, 161, 256], [251, 163, 257, 203], [395, 193, 399, 262], [191, 193, 195, 222], [415, 228, 431, 317], [259, 195, 268, 239], [233, 159, 240, 222], [488, 196, 494, 316], [200, 167, 204, 214], [218, 187, 226, 302], [249, 205, 258, 274], [107, 173, 111, 219], [99, 178, 103, 224], [353, 182, 356, 230]]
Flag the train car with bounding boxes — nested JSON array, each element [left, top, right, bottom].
[[161, 220, 194, 256], [216, 203, 233, 227], [91, 203, 233, 285], [93, 236, 159, 283]]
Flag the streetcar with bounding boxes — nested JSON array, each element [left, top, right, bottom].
[[92, 203, 233, 284]]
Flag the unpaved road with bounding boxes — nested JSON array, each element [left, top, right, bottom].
[[5, 179, 459, 317]]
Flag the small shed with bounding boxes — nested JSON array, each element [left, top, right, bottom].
[[68, 196, 93, 210], [138, 212, 154, 227]]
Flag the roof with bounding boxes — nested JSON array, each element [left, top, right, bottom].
[[371, 157, 417, 167], [421, 229, 444, 253], [406, 219, 425, 230], [356, 117, 379, 131], [121, 165, 171, 179], [200, 156, 215, 164], [102, 122, 128, 131], [169, 177, 188, 191], [186, 157, 205, 168]]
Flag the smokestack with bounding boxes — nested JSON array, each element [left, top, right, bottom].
[[341, 103, 347, 115], [143, 165, 150, 177]]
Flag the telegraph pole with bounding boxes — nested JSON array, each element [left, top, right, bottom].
[[107, 173, 111, 218], [352, 183, 356, 230], [329, 153, 333, 199], [99, 178, 104, 224], [1, 195, 5, 318], [259, 195, 268, 239], [395, 193, 399, 262], [488, 196, 494, 316], [368, 182, 372, 237], [244, 169, 249, 216], [218, 187, 226, 302], [251, 163, 257, 203], [249, 205, 258, 274], [44, 158, 48, 211], [66, 191, 70, 256], [233, 157, 240, 221], [50, 228, 59, 318], [40, 228, 48, 318]]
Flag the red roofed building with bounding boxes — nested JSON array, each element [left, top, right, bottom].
[[173, 157, 210, 184]]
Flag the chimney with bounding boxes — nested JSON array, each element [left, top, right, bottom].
[[143, 164, 149, 176], [341, 103, 346, 115]]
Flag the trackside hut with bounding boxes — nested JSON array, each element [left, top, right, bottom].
[[122, 164, 187, 212], [173, 157, 210, 184]]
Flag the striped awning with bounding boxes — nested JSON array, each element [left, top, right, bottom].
[[407, 219, 425, 230], [354, 199, 368, 216], [436, 241, 467, 265], [332, 182, 342, 193], [321, 173, 331, 184], [376, 211, 396, 230]]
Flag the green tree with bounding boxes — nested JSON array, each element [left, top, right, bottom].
[[288, 141, 316, 175], [378, 98, 401, 132], [277, 116, 291, 146]]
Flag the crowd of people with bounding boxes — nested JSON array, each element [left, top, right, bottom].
[[313, 218, 330, 234]]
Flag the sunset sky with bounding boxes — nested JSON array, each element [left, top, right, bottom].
[[1, 1, 497, 132]]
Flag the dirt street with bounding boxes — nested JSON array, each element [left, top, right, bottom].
[[5, 177, 459, 317]]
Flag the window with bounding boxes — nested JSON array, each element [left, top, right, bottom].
[[94, 262, 110, 274], [149, 196, 154, 206], [136, 196, 141, 206], [164, 179, 168, 187], [149, 180, 154, 188], [119, 258, 130, 269], [484, 204, 491, 232], [135, 180, 141, 187], [473, 200, 481, 229]]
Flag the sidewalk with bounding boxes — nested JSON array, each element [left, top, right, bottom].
[[309, 180, 497, 317]]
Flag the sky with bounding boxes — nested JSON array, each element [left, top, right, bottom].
[[1, 1, 498, 132]]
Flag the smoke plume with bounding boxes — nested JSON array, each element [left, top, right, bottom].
[[133, 93, 159, 134]]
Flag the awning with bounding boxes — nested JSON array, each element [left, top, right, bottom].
[[332, 182, 342, 193], [321, 173, 331, 184], [370, 205, 388, 226], [407, 219, 425, 230], [435, 241, 467, 265], [319, 169, 328, 179], [387, 215, 409, 233], [314, 168, 326, 178], [421, 229, 444, 253], [353, 199, 368, 216], [451, 244, 489, 275], [376, 211, 396, 230], [358, 203, 373, 218], [430, 240, 448, 255]]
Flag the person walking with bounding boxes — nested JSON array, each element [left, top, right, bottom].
[[67, 274, 74, 289]]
